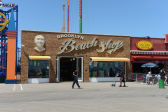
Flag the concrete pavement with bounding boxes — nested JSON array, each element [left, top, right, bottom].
[[0, 82, 167, 112]]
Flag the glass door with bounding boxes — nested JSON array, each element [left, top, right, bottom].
[[56, 57, 60, 82], [76, 57, 83, 81], [56, 56, 83, 82]]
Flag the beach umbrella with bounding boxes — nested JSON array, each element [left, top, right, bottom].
[[141, 62, 158, 72]]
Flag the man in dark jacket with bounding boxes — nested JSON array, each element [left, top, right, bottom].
[[160, 69, 165, 80], [119, 71, 126, 87], [72, 69, 80, 89]]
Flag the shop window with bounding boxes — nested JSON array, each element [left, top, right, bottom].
[[28, 60, 49, 78], [132, 60, 168, 74], [89, 61, 125, 77]]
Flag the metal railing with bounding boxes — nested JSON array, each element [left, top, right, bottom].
[[132, 73, 145, 82], [132, 73, 160, 84]]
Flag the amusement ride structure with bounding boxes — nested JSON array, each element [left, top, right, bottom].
[[0, 0, 18, 83], [0, 0, 82, 83], [61, 0, 82, 33]]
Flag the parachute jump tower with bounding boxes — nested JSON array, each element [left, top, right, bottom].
[[80, 0, 82, 33], [0, 1, 18, 84]]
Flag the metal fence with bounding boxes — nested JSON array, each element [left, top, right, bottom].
[[132, 73, 160, 84], [132, 73, 145, 82]]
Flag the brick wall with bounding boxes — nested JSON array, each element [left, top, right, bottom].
[[21, 30, 131, 83]]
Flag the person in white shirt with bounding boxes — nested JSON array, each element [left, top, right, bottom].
[[146, 71, 152, 85], [157, 74, 161, 80]]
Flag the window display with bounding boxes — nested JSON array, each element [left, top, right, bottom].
[[89, 61, 125, 77], [28, 60, 49, 78]]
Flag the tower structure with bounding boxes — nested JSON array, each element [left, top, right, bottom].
[[61, 4, 66, 32], [79, 0, 82, 33], [67, 0, 69, 32], [0, 1, 18, 83]]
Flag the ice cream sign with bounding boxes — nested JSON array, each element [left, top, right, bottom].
[[136, 40, 153, 50]]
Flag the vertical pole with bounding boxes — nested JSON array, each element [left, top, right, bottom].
[[61, 4, 65, 32], [6, 8, 17, 84], [67, 0, 69, 32], [0, 31, 2, 71], [15, 5, 18, 76], [80, 0, 82, 33], [6, 33, 17, 83], [0, 12, 3, 72], [4, 37, 6, 75], [5, 12, 8, 76], [131, 62, 133, 80]]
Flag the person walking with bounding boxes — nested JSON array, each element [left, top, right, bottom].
[[72, 69, 80, 89], [164, 71, 167, 85], [119, 71, 126, 87], [160, 70, 165, 81]]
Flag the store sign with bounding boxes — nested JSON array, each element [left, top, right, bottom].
[[97, 40, 123, 54], [0, 2, 16, 8], [58, 38, 123, 54], [57, 34, 84, 40], [136, 40, 153, 50], [0, 1, 2, 8]]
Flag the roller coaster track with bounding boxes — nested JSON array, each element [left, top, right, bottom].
[[0, 66, 6, 69], [0, 42, 6, 45]]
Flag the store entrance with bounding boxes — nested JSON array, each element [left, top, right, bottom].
[[60, 57, 76, 81], [57, 57, 83, 82]]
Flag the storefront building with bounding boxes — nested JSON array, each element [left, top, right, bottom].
[[21, 30, 131, 83], [130, 36, 168, 80]]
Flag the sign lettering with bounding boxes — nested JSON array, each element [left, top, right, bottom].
[[0, 3, 16, 8], [57, 34, 84, 40], [58, 38, 98, 54], [137, 40, 153, 50], [97, 40, 123, 54], [58, 38, 123, 54]]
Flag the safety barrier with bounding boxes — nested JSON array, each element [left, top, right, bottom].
[[132, 73, 159, 84]]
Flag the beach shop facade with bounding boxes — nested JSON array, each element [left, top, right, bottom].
[[21, 30, 131, 83]]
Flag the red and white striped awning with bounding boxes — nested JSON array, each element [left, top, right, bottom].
[[131, 50, 168, 55]]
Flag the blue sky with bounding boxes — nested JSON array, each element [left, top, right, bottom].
[[3, 0, 168, 47]]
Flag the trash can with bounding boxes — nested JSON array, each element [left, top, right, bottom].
[[159, 80, 164, 88]]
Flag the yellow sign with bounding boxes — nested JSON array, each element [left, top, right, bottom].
[[137, 40, 153, 50], [0, 12, 9, 31]]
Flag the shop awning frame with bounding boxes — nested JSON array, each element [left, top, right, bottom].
[[90, 57, 130, 62], [29, 56, 51, 60], [131, 56, 168, 61], [131, 50, 168, 55]]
